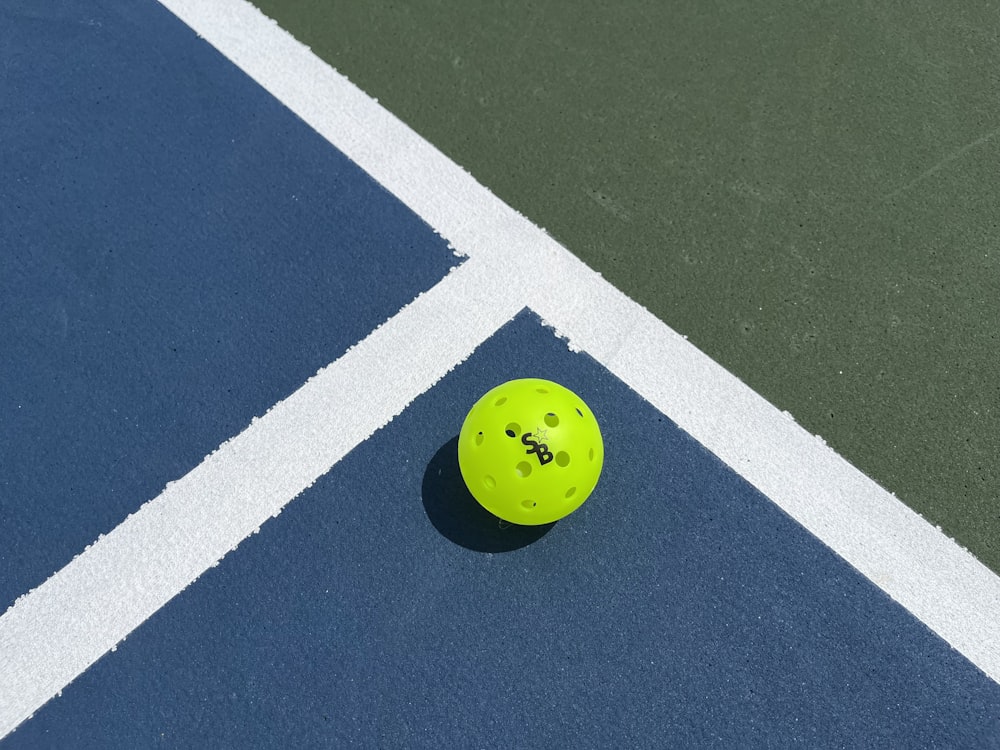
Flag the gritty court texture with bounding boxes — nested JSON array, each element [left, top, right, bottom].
[[2, 1, 999, 747]]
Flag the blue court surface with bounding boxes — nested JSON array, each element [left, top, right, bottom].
[[0, 0, 457, 611], [2, 1, 1000, 747]]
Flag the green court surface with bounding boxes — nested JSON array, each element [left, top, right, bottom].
[[255, 0, 1000, 574]]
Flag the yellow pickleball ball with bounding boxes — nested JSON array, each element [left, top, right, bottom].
[[457, 378, 604, 525]]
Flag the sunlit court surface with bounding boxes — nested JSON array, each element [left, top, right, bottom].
[[2, 1, 999, 747]]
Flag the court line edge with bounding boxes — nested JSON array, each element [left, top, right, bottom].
[[0, 258, 529, 737]]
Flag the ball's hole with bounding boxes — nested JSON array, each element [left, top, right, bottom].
[[576, 407, 584, 417], [544, 412, 559, 428], [494, 396, 507, 406], [588, 447, 595, 461], [475, 432, 484, 446], [565, 486, 577, 498], [521, 499, 537, 509], [505, 422, 521, 438], [516, 461, 532, 478], [536, 387, 549, 394], [555, 451, 570, 467], [483, 475, 496, 489]]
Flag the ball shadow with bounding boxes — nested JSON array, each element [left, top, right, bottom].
[[422, 437, 556, 552]]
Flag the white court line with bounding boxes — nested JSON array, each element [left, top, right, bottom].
[[2, 0, 999, 738], [0, 257, 529, 737]]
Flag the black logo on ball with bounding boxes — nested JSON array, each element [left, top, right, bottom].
[[522, 432, 554, 466]]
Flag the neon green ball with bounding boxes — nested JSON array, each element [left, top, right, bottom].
[[457, 378, 604, 525]]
